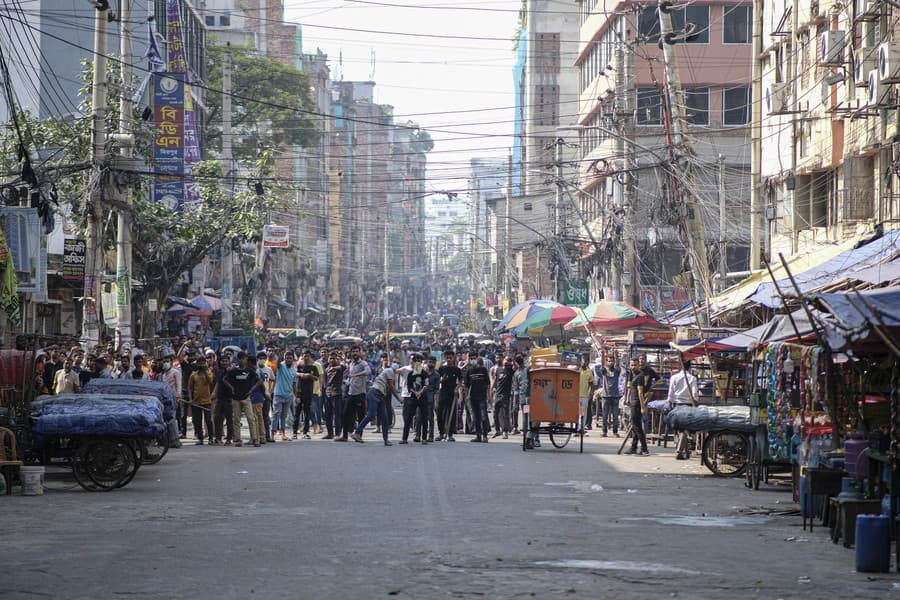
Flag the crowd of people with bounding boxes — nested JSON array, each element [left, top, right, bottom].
[[28, 336, 680, 454]]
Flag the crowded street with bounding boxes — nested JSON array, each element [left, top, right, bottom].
[[4, 432, 896, 599]]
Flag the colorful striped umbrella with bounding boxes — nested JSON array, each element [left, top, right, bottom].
[[564, 300, 660, 331], [511, 304, 578, 336], [496, 299, 560, 332]]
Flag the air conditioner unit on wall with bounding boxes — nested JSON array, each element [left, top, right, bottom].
[[859, 0, 881, 18], [867, 70, 886, 105], [766, 82, 790, 114], [878, 42, 900, 83], [854, 51, 877, 87], [820, 31, 847, 66]]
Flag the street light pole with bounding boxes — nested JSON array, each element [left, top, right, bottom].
[[115, 0, 133, 346], [554, 137, 563, 302]]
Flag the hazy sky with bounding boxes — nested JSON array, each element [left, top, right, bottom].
[[284, 0, 523, 193]]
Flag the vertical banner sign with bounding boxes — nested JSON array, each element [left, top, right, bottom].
[[166, 0, 200, 208], [563, 280, 590, 307], [62, 238, 86, 282], [152, 72, 185, 212]]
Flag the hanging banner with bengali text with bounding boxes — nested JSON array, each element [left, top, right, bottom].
[[166, 0, 200, 208], [152, 72, 185, 212], [263, 225, 290, 248]]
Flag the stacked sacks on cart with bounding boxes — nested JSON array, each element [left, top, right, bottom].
[[30, 394, 166, 439], [81, 379, 179, 446], [665, 405, 756, 433]]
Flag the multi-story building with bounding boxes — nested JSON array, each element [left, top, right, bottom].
[[575, 0, 753, 313], [757, 0, 900, 260], [468, 157, 508, 312]]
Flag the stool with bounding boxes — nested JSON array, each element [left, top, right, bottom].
[[829, 498, 883, 548], [0, 427, 24, 495]]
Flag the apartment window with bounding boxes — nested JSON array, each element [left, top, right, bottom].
[[640, 5, 709, 43], [684, 88, 709, 125], [636, 87, 662, 125], [673, 6, 710, 43], [204, 15, 215, 26], [723, 87, 750, 125], [535, 85, 559, 126], [638, 7, 660, 42], [219, 14, 231, 26], [533, 32, 561, 74], [723, 6, 751, 44]]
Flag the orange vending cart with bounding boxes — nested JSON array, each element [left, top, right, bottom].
[[524, 365, 584, 452]]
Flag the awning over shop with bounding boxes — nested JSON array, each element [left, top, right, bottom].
[[271, 298, 294, 310], [707, 228, 894, 313], [745, 229, 900, 308], [811, 287, 900, 352]]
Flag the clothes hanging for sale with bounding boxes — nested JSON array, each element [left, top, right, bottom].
[[0, 224, 19, 325]]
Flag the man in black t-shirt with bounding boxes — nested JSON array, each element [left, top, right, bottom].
[[464, 357, 489, 442], [294, 350, 318, 439], [625, 358, 649, 455], [223, 352, 261, 447], [436, 351, 462, 441], [323, 353, 346, 439], [401, 354, 429, 444]]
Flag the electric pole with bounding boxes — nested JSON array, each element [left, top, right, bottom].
[[82, 1, 109, 349], [554, 137, 563, 302], [717, 154, 727, 293], [658, 1, 710, 312], [505, 150, 513, 305], [114, 0, 134, 347], [220, 47, 234, 329]]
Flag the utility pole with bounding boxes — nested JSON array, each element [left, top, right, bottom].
[[220, 47, 234, 329], [610, 23, 625, 302], [83, 1, 109, 349], [505, 151, 513, 305], [658, 1, 711, 313], [750, 0, 763, 270], [717, 154, 727, 293], [114, 0, 133, 346], [383, 217, 389, 322], [554, 138, 564, 302], [471, 179, 481, 315]]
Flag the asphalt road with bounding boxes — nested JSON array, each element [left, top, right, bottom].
[[3, 429, 899, 599]]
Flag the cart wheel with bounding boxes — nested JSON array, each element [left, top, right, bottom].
[[549, 428, 571, 449], [702, 431, 749, 477], [141, 435, 169, 465], [82, 438, 137, 490]]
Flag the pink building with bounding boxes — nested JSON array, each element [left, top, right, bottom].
[[573, 0, 754, 310]]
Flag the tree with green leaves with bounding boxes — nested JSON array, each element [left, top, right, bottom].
[[0, 58, 301, 338], [204, 43, 320, 161]]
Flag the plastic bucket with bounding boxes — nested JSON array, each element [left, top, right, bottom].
[[856, 514, 890, 572], [19, 466, 44, 496], [844, 437, 868, 479]]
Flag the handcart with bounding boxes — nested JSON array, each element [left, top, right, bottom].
[[523, 365, 584, 453], [664, 405, 756, 477]]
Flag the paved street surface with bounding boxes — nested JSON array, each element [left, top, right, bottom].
[[4, 431, 899, 599]]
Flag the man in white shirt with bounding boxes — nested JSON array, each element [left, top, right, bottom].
[[667, 359, 699, 460]]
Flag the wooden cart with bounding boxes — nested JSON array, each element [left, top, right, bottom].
[[523, 365, 584, 452]]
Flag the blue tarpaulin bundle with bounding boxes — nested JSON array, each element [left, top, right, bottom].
[[664, 405, 755, 433], [82, 379, 176, 421], [31, 394, 166, 439]]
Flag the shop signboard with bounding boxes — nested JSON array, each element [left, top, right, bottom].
[[562, 280, 589, 307]]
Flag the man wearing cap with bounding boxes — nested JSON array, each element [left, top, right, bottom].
[[223, 351, 261, 447]]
